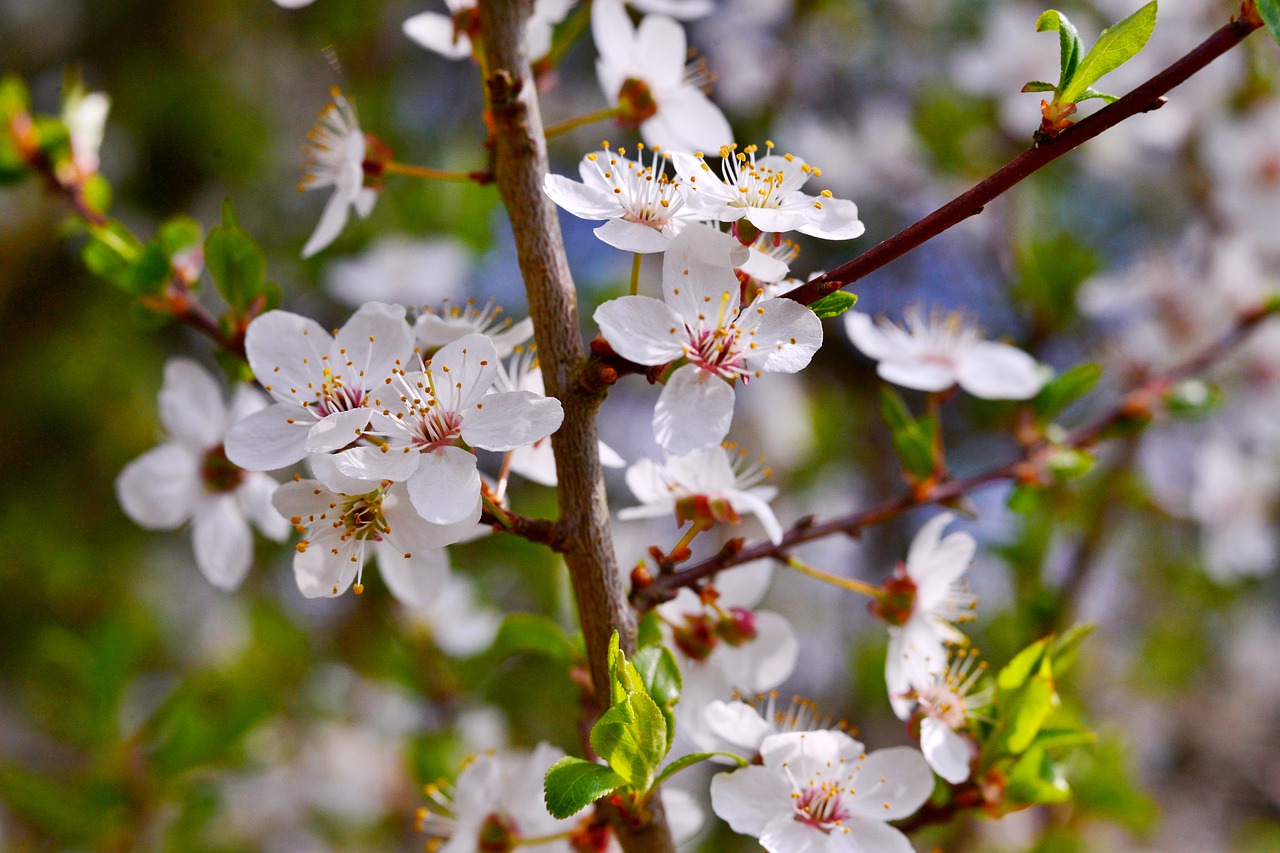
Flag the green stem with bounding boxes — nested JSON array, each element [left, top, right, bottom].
[[543, 105, 622, 139], [629, 252, 642, 296], [786, 556, 884, 599], [383, 161, 483, 182]]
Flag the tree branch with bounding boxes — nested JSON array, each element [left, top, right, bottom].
[[476, 3, 674, 851], [632, 302, 1279, 611], [784, 9, 1264, 306]]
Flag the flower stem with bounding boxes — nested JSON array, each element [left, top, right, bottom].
[[543, 105, 622, 139], [669, 519, 710, 560], [785, 556, 883, 599], [495, 450, 515, 503], [383, 161, 484, 182], [516, 829, 577, 846], [629, 252, 642, 296]]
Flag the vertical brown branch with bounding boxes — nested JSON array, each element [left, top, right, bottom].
[[475, 3, 674, 851]]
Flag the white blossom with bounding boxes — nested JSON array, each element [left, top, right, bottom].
[[544, 144, 701, 253], [710, 730, 933, 853], [694, 694, 844, 763], [404, 0, 574, 62], [845, 306, 1045, 399], [414, 299, 535, 359], [628, 0, 714, 19], [61, 85, 109, 176], [594, 225, 823, 453], [420, 743, 579, 853], [328, 333, 563, 525], [619, 443, 782, 543], [672, 142, 865, 241], [325, 237, 471, 309], [224, 302, 415, 472], [592, 0, 732, 151], [904, 650, 988, 784], [880, 513, 977, 719], [298, 89, 377, 259], [1191, 435, 1280, 582], [116, 359, 290, 591], [273, 469, 480, 599]]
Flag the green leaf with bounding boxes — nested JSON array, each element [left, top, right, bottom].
[[1075, 87, 1120, 104], [543, 757, 625, 819], [879, 388, 937, 480], [0, 75, 30, 117], [159, 215, 203, 257], [491, 613, 578, 664], [81, 220, 142, 289], [1002, 658, 1056, 754], [1029, 726, 1097, 752], [1005, 746, 1071, 805], [653, 751, 748, 789], [128, 240, 174, 297], [808, 290, 858, 320], [1034, 362, 1102, 421], [1020, 81, 1058, 94], [1164, 379, 1222, 420], [997, 637, 1049, 693], [1060, 2, 1158, 104], [1036, 10, 1082, 89], [632, 645, 681, 743], [607, 631, 645, 705], [1257, 0, 1280, 47], [636, 611, 663, 649], [1048, 622, 1095, 674], [204, 199, 267, 313], [590, 691, 668, 790]]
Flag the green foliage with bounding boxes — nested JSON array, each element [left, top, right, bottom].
[[1012, 231, 1100, 334], [205, 200, 272, 314], [543, 757, 626, 819], [879, 387, 938, 480], [1163, 379, 1222, 420], [589, 691, 668, 789], [808, 290, 858, 319], [1034, 363, 1103, 423], [631, 644, 681, 743], [1261, 1, 1280, 47], [491, 613, 580, 665], [1027, 3, 1158, 106], [81, 220, 143, 291]]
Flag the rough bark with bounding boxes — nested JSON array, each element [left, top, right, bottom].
[[476, 3, 675, 852]]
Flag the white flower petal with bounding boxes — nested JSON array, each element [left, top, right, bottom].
[[661, 226, 747, 322], [758, 814, 835, 853], [744, 298, 824, 374], [305, 407, 372, 453], [331, 443, 422, 484], [428, 333, 500, 410], [709, 766, 788, 837], [594, 218, 673, 253], [844, 312, 902, 362], [309, 452, 383, 497], [384, 481, 481, 551], [404, 11, 473, 59], [301, 188, 354, 258], [846, 747, 934, 820], [704, 700, 775, 754], [957, 340, 1045, 399], [728, 489, 784, 544], [332, 302, 415, 387], [796, 195, 865, 241], [294, 535, 361, 598], [724, 611, 798, 692], [244, 310, 330, 405], [594, 296, 687, 365], [406, 445, 482, 525], [115, 443, 201, 529], [237, 472, 291, 541], [374, 538, 450, 608], [877, 357, 958, 392], [462, 391, 563, 451], [543, 173, 620, 219], [835, 817, 916, 853], [508, 439, 558, 486], [192, 495, 254, 591], [921, 717, 972, 784], [642, 88, 733, 152], [158, 359, 227, 450], [653, 364, 735, 454]]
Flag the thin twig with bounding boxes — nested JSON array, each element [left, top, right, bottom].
[[632, 303, 1278, 611]]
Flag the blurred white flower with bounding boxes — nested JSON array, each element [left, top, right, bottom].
[[672, 142, 865, 241], [710, 730, 933, 853], [414, 299, 535, 358], [594, 225, 823, 453], [61, 85, 109, 176], [904, 649, 988, 784], [329, 334, 563, 525], [877, 512, 976, 719], [619, 443, 782, 543], [628, 0, 714, 19], [404, 0, 574, 61], [692, 693, 842, 762], [116, 359, 290, 591], [224, 303, 415, 472], [544, 144, 701, 253], [325, 237, 471, 308], [592, 0, 732, 151], [298, 89, 377, 258], [1191, 435, 1279, 582], [845, 306, 1044, 399]]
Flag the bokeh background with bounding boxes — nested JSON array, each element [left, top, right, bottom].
[[3, 0, 1280, 850]]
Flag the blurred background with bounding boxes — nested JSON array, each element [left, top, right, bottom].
[[2, 0, 1280, 850]]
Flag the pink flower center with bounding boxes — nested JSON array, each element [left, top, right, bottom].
[[686, 326, 745, 380], [315, 382, 366, 418], [413, 408, 463, 452], [793, 785, 850, 833]]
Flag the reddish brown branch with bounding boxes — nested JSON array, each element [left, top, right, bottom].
[[784, 9, 1264, 306], [631, 303, 1279, 611]]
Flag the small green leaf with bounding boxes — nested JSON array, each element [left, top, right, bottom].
[[1005, 746, 1071, 805], [1029, 726, 1097, 752], [1036, 10, 1082, 89], [543, 757, 625, 819], [607, 631, 645, 705], [1048, 622, 1094, 674], [0, 75, 30, 117], [808, 290, 858, 320], [1075, 87, 1120, 104], [653, 751, 748, 789], [636, 611, 663, 649], [491, 614, 578, 664], [204, 199, 267, 313], [1164, 379, 1222, 420], [81, 220, 142, 289], [1020, 80, 1058, 94], [879, 388, 937, 480], [632, 645, 681, 743], [590, 691, 669, 790], [997, 637, 1049, 692], [159, 215, 203, 257], [1034, 362, 1102, 421], [1060, 2, 1158, 104], [128, 241, 174, 297], [1257, 0, 1280, 47]]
